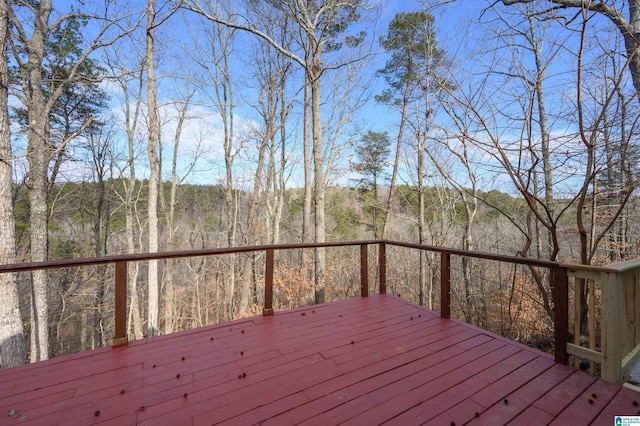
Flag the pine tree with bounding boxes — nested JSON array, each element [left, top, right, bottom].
[[351, 130, 390, 238]]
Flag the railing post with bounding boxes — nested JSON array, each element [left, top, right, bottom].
[[573, 276, 584, 370], [360, 244, 369, 297], [601, 270, 622, 383], [440, 252, 450, 318], [378, 242, 386, 294], [113, 261, 128, 348], [263, 248, 274, 316], [552, 266, 569, 364]]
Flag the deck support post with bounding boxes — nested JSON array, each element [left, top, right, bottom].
[[552, 266, 569, 364], [378, 242, 386, 294], [113, 261, 128, 348], [264, 248, 274, 315], [360, 244, 369, 297], [601, 270, 622, 383], [440, 252, 451, 318]]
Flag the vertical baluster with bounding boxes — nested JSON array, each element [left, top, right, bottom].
[[113, 261, 128, 348], [264, 248, 274, 315], [440, 252, 451, 318], [360, 244, 369, 297], [552, 266, 569, 364], [379, 242, 386, 295]]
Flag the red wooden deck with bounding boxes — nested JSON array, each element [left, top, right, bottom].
[[1, 294, 638, 425]]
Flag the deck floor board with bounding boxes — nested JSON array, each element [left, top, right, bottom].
[[1, 294, 638, 425]]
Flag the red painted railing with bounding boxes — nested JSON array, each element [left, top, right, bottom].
[[0, 240, 568, 364]]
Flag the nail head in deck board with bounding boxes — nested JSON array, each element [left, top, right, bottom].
[[532, 370, 598, 416], [466, 363, 576, 425], [592, 386, 640, 424], [549, 377, 622, 425]]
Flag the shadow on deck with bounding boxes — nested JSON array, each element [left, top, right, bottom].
[[1, 294, 639, 425]]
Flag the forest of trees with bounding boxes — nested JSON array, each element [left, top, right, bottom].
[[0, 0, 639, 368]]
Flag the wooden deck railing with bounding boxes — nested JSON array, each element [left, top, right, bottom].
[[564, 259, 640, 384], [1, 239, 639, 384]]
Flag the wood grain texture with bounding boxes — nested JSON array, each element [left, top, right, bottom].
[[0, 294, 637, 425]]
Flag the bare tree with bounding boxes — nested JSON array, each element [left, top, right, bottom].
[[237, 13, 293, 315], [430, 111, 481, 323], [0, 0, 26, 368], [184, 0, 369, 305], [483, 3, 568, 261], [501, 0, 640, 101], [439, 5, 638, 325], [162, 82, 200, 333], [8, 0, 142, 361], [186, 7, 241, 318], [572, 10, 638, 266], [105, 40, 146, 340], [266, 59, 292, 245], [145, 0, 161, 337], [79, 121, 114, 348], [142, 0, 179, 336]]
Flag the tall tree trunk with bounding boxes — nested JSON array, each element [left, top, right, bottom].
[[273, 106, 286, 244], [417, 153, 425, 307], [461, 202, 474, 322], [118, 55, 145, 340], [266, 57, 288, 246], [124, 112, 144, 341], [273, 70, 288, 245], [302, 59, 312, 246], [311, 66, 326, 305], [125, 195, 144, 340], [162, 96, 190, 334], [25, 0, 52, 362], [300, 30, 313, 302], [209, 22, 237, 319], [382, 76, 411, 239], [417, 107, 430, 307], [238, 139, 268, 316], [0, 0, 26, 367], [146, 0, 160, 337], [92, 164, 108, 348], [528, 14, 554, 260], [224, 103, 236, 320], [301, 61, 313, 302]]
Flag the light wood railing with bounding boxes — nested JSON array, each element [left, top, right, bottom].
[[565, 259, 640, 384]]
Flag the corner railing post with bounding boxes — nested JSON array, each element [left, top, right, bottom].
[[113, 260, 128, 348], [379, 242, 386, 294], [440, 252, 451, 318], [601, 270, 622, 383], [360, 244, 369, 297], [263, 248, 274, 316], [552, 266, 569, 364]]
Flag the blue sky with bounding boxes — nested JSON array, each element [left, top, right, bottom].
[[14, 0, 632, 199]]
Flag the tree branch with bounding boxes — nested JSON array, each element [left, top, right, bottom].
[[182, 1, 305, 68]]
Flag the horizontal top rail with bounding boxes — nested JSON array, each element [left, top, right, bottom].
[[383, 240, 560, 269], [0, 240, 381, 273], [0, 238, 563, 273], [589, 258, 640, 273], [560, 263, 618, 273]]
